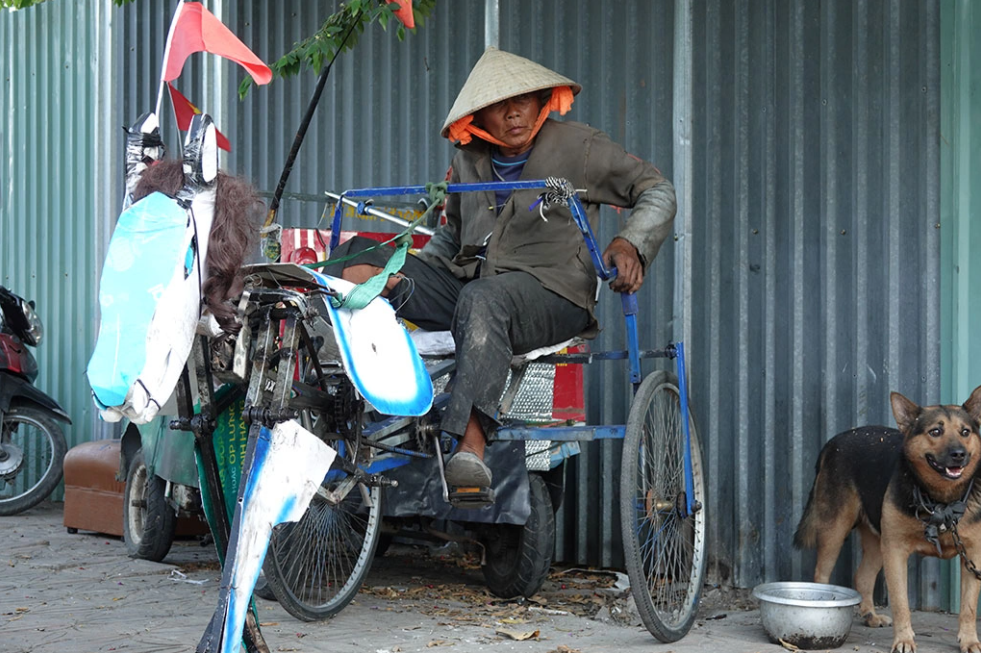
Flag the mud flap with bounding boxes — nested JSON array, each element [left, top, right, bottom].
[[196, 420, 336, 653]]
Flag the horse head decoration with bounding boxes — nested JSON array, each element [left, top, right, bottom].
[[87, 113, 226, 424]]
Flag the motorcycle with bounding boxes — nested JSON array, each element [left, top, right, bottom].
[[0, 285, 71, 515]]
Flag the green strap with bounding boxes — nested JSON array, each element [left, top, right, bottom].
[[331, 235, 410, 309], [326, 181, 448, 310]]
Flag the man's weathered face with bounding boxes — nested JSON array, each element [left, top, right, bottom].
[[474, 92, 544, 155]]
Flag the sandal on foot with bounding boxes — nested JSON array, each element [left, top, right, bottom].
[[444, 451, 493, 488]]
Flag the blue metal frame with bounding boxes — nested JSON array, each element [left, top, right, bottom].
[[329, 180, 693, 507]]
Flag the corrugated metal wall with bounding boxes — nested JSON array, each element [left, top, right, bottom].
[[690, 0, 941, 601], [940, 0, 981, 614], [941, 0, 981, 402], [7, 0, 943, 601], [0, 1, 115, 499]]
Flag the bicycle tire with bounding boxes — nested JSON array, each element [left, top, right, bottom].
[[0, 404, 67, 516], [262, 481, 383, 621], [482, 472, 554, 598], [620, 370, 707, 642], [123, 448, 177, 562]]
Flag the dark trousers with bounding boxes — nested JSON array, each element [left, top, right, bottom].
[[326, 236, 589, 436]]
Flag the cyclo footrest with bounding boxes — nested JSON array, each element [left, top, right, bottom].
[[448, 486, 496, 509]]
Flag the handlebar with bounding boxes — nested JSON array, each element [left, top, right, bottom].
[[330, 178, 619, 283]]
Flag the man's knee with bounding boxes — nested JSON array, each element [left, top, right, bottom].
[[454, 281, 509, 325]]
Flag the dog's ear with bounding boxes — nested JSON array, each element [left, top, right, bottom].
[[891, 391, 920, 433], [963, 385, 981, 423]]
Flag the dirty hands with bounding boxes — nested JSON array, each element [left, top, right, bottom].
[[602, 237, 644, 293]]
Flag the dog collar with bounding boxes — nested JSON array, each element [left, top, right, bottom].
[[912, 478, 975, 556]]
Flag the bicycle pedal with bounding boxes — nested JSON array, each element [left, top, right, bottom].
[[448, 486, 495, 509]]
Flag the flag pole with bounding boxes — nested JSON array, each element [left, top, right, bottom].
[[264, 10, 364, 230], [155, 0, 186, 119]]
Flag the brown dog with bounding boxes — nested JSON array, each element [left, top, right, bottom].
[[795, 386, 981, 653]]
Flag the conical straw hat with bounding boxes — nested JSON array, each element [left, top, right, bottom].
[[440, 47, 581, 138]]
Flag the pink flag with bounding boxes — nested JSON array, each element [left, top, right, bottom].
[[387, 0, 415, 29], [163, 2, 272, 85]]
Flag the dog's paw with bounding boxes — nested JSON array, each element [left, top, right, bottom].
[[957, 637, 981, 653], [863, 612, 892, 628], [891, 637, 916, 653]]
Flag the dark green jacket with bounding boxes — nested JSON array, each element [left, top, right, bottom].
[[419, 119, 675, 335]]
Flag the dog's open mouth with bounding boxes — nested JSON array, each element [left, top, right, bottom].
[[926, 454, 967, 479]]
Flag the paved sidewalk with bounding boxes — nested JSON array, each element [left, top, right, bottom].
[[0, 502, 969, 653]]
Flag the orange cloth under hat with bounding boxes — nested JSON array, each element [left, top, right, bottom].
[[447, 85, 576, 147]]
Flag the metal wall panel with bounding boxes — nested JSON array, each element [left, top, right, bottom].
[[689, 0, 941, 602], [941, 1, 981, 405], [940, 0, 981, 613], [0, 1, 114, 499]]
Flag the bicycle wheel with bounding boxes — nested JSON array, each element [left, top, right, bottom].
[[620, 370, 706, 642], [0, 405, 67, 516], [262, 477, 382, 621]]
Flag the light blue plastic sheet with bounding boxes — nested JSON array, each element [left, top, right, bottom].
[[87, 192, 190, 407]]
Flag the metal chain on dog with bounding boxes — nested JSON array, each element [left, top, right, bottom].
[[950, 521, 981, 581], [913, 477, 981, 577], [913, 482, 971, 551]]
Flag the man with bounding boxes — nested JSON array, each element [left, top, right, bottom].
[[333, 47, 676, 502]]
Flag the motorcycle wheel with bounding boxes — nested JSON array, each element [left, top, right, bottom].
[[123, 448, 177, 562], [0, 404, 67, 516]]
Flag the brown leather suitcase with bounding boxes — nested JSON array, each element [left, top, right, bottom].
[[62, 439, 126, 536], [63, 439, 207, 538]]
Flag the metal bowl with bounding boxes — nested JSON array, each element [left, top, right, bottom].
[[752, 581, 861, 650]]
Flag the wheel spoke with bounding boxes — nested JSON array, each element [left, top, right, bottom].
[[265, 474, 381, 620]]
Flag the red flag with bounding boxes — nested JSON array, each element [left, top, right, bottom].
[[163, 2, 272, 85], [168, 83, 233, 152], [387, 0, 415, 29]]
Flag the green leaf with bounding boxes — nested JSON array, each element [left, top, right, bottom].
[[238, 76, 254, 100], [1, 0, 45, 7], [237, 0, 438, 97]]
